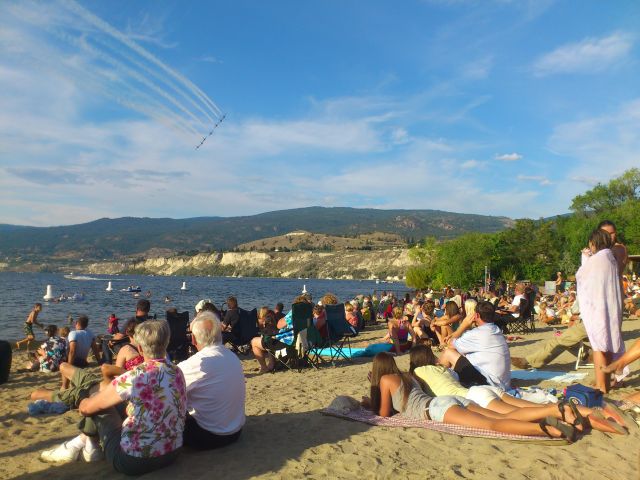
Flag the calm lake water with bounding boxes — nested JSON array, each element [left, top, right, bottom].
[[0, 272, 408, 340]]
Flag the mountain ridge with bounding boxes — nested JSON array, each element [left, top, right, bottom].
[[0, 206, 512, 260]]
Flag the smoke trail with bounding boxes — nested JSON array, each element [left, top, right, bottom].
[[60, 0, 224, 119]]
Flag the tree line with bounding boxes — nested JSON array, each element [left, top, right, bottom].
[[406, 168, 640, 289]]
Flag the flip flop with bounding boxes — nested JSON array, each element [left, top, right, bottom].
[[566, 399, 589, 433], [539, 416, 577, 443]]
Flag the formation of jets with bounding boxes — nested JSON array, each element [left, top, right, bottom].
[[195, 114, 226, 150]]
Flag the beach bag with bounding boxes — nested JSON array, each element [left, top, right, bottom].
[[563, 383, 603, 408]]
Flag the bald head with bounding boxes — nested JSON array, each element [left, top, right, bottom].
[[191, 310, 222, 348]]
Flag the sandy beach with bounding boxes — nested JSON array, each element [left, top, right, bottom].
[[1, 317, 639, 480]]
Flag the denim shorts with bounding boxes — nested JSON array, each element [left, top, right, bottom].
[[428, 395, 471, 422]]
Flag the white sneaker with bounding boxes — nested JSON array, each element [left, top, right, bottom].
[[81, 445, 104, 462], [40, 441, 81, 463]]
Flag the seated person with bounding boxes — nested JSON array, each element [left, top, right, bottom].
[[362, 352, 577, 440], [250, 296, 307, 373], [408, 345, 623, 433], [107, 314, 119, 335], [178, 311, 245, 449], [312, 304, 328, 337], [40, 320, 187, 475], [221, 296, 241, 344], [494, 283, 526, 333], [537, 301, 558, 325], [101, 300, 153, 363], [438, 301, 511, 390], [100, 320, 143, 381], [64, 315, 101, 389], [382, 306, 412, 355], [431, 301, 463, 344], [411, 301, 438, 345], [345, 303, 359, 331], [24, 325, 67, 373]]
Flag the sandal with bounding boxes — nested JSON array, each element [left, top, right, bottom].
[[565, 399, 589, 432], [600, 401, 634, 430], [539, 416, 577, 443], [588, 410, 628, 435]]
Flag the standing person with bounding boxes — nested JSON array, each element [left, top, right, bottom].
[[576, 229, 623, 393], [598, 220, 629, 279], [16, 303, 43, 351], [556, 272, 564, 293]]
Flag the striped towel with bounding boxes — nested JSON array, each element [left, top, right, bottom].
[[321, 407, 567, 444]]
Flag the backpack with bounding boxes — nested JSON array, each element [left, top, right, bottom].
[[563, 383, 603, 408]]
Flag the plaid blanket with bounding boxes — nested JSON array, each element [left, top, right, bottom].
[[321, 407, 566, 444]]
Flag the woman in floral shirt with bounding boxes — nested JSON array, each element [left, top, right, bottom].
[[40, 320, 187, 475]]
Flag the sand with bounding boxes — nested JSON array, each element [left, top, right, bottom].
[[1, 318, 639, 480]]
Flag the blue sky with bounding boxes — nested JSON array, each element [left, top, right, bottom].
[[1, 0, 639, 226]]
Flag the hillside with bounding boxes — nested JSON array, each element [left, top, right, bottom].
[[236, 231, 406, 252], [0, 207, 511, 261]]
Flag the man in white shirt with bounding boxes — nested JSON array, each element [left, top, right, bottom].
[[494, 283, 526, 333], [438, 301, 511, 390], [178, 311, 245, 449]]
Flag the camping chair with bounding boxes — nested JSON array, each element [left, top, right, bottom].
[[166, 311, 191, 362], [326, 303, 357, 364], [265, 302, 313, 372], [306, 322, 331, 369], [575, 341, 594, 369], [227, 308, 258, 355], [505, 297, 535, 335]]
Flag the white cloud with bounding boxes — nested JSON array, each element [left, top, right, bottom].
[[460, 159, 485, 169], [391, 127, 410, 145], [533, 32, 633, 77], [199, 55, 221, 64], [495, 152, 523, 161], [517, 175, 551, 186]]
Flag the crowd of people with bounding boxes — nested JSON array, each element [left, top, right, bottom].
[[9, 218, 640, 474]]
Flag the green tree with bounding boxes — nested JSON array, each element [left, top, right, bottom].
[[570, 168, 640, 214]]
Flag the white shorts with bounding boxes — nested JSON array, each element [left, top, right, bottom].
[[465, 386, 504, 408]]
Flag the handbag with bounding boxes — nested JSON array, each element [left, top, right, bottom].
[[563, 383, 603, 408]]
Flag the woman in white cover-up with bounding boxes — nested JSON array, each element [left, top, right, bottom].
[[576, 228, 623, 393]]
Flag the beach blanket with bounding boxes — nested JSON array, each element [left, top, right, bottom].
[[316, 343, 392, 358], [321, 407, 566, 444], [510, 370, 587, 383]]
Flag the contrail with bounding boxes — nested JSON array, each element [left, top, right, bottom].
[[5, 0, 225, 147], [60, 0, 224, 119]]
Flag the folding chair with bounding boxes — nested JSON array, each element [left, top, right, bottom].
[[228, 308, 259, 355], [575, 341, 594, 369], [306, 322, 331, 369], [265, 302, 312, 372], [166, 311, 191, 362], [506, 297, 535, 335], [326, 303, 357, 364]]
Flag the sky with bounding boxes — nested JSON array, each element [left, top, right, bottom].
[[0, 0, 639, 226]]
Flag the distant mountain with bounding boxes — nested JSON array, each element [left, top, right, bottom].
[[0, 207, 511, 260]]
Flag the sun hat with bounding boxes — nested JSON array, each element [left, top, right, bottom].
[[195, 299, 213, 312]]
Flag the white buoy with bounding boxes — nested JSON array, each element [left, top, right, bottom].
[[302, 284, 307, 294], [43, 285, 55, 301], [106, 281, 113, 292], [181, 281, 188, 291]]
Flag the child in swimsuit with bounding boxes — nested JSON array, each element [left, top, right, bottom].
[[16, 303, 43, 351]]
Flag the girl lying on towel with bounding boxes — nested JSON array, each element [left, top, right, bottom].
[[408, 345, 625, 434], [362, 352, 626, 442]]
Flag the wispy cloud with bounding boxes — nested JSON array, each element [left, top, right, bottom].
[[517, 174, 551, 186], [198, 55, 221, 64], [461, 56, 494, 80], [533, 32, 633, 76], [495, 152, 522, 161]]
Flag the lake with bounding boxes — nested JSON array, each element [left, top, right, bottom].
[[0, 272, 408, 340]]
